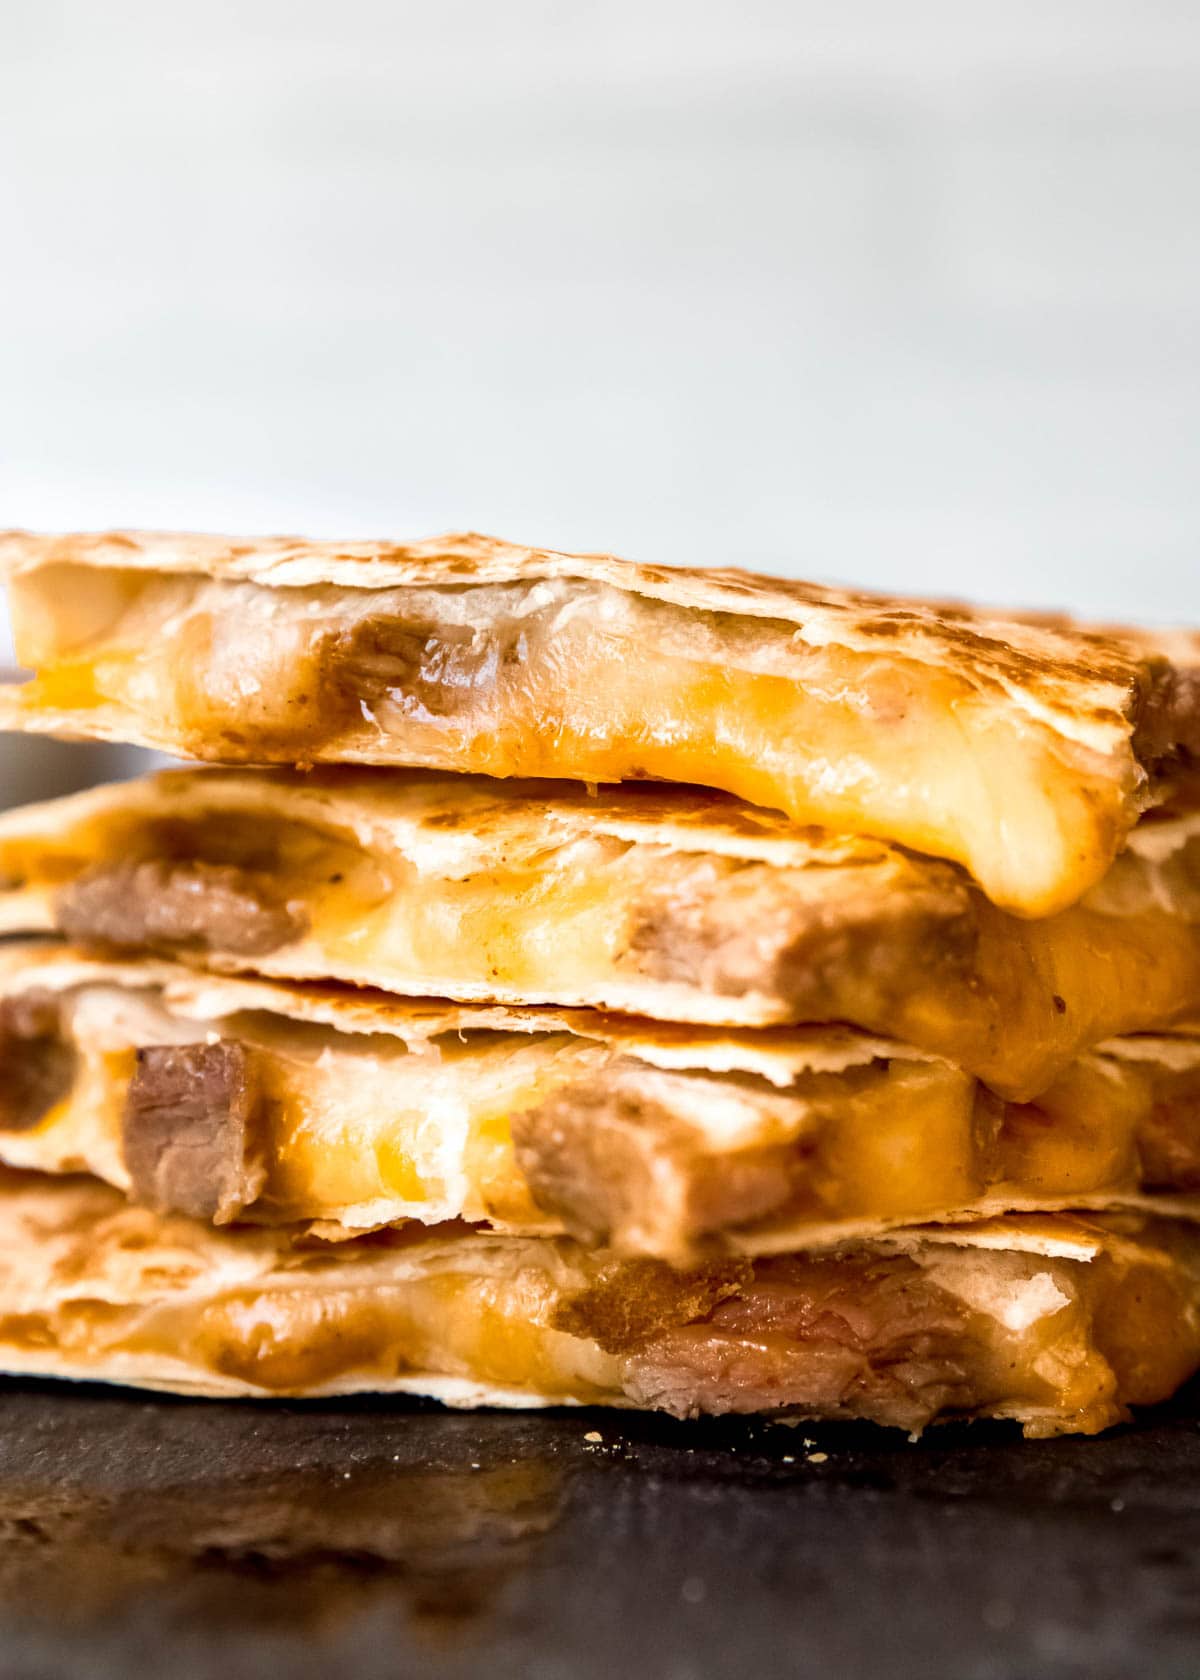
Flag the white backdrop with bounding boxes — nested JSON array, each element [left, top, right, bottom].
[[2, 0, 1199, 683]]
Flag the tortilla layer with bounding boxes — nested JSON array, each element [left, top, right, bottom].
[[3, 948, 1200, 1261], [3, 769, 1200, 1098], [0, 1168, 1194, 1436], [3, 530, 1197, 913]]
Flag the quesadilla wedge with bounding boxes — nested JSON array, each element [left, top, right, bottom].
[[3, 769, 1199, 1099], [0, 1169, 1195, 1436], [2, 531, 1197, 914], [3, 949, 1200, 1261]]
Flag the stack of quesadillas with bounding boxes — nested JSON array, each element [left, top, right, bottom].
[[0, 529, 1198, 1436]]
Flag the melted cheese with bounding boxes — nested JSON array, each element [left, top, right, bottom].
[[3, 1178, 1196, 1434], [3, 978, 1200, 1256], [3, 778, 1199, 1099], [4, 568, 1136, 913]]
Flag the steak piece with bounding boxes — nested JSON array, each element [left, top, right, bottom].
[[327, 617, 488, 720], [56, 859, 307, 957], [1136, 1063, 1200, 1190], [628, 852, 977, 1016], [0, 992, 77, 1132], [511, 1071, 804, 1256], [1133, 660, 1200, 767], [566, 1252, 979, 1431], [325, 601, 540, 730], [122, 1040, 267, 1223]]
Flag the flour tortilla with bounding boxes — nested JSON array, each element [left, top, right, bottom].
[[2, 768, 1200, 1097], [3, 947, 1200, 1260], [0, 1167, 1194, 1437], [2, 530, 1197, 913]]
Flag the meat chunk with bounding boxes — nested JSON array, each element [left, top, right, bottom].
[[1133, 661, 1200, 768], [553, 1257, 751, 1353], [1136, 1064, 1200, 1190], [122, 1040, 267, 1223], [56, 860, 307, 957], [561, 1252, 980, 1432], [0, 992, 77, 1132], [628, 853, 977, 1017], [511, 1071, 803, 1256], [328, 612, 524, 722]]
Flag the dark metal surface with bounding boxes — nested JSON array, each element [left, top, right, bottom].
[[0, 1383, 1198, 1679], [0, 728, 157, 812]]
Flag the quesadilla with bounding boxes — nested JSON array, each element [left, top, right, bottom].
[[0, 1167, 1196, 1435], [3, 948, 1199, 1260], [2, 769, 1199, 1099], [2, 532, 1197, 914]]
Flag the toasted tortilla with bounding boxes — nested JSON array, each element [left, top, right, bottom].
[[2, 769, 1200, 1098], [2, 531, 1197, 913], [0, 1167, 1195, 1435], [3, 947, 1200, 1261]]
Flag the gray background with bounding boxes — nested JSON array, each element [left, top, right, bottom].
[[2, 0, 1199, 798]]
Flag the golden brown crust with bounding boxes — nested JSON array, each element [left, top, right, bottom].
[[0, 527, 1194, 756]]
